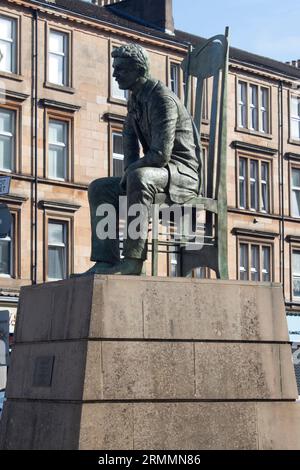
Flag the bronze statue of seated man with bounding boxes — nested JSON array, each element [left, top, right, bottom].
[[83, 43, 201, 276]]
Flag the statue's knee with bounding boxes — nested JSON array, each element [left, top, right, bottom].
[[127, 168, 148, 189]]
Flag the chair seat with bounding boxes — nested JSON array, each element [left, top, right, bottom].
[[154, 193, 218, 214]]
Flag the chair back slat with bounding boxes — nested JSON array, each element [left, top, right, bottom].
[[215, 28, 229, 203], [207, 72, 219, 199], [181, 32, 229, 201], [184, 44, 193, 114], [194, 79, 203, 134]]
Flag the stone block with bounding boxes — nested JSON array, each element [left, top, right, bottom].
[[78, 402, 257, 450], [194, 343, 298, 400], [0, 401, 81, 450], [89, 278, 144, 339], [6, 341, 87, 401], [92, 278, 289, 342], [14, 277, 290, 343], [257, 402, 300, 450], [79, 403, 134, 450], [83, 341, 195, 400], [15, 277, 93, 343]]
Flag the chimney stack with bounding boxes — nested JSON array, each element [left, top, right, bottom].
[[110, 0, 174, 34], [286, 60, 300, 69]]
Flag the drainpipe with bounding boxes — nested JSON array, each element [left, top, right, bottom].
[[278, 80, 285, 298], [31, 9, 38, 284]]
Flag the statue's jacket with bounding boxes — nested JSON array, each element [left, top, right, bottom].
[[123, 78, 202, 204]]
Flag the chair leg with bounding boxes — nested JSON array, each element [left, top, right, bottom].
[[151, 203, 159, 276], [216, 211, 229, 280]]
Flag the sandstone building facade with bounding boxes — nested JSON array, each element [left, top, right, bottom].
[[0, 0, 300, 343]]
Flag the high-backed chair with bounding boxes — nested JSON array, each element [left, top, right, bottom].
[[151, 28, 229, 279]]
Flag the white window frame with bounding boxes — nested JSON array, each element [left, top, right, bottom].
[[292, 249, 300, 300], [48, 119, 68, 181], [170, 62, 180, 97], [290, 95, 300, 141], [112, 131, 124, 177], [111, 45, 129, 102], [237, 79, 270, 134], [239, 157, 247, 209], [260, 87, 269, 134], [249, 84, 258, 131], [239, 243, 249, 280], [238, 81, 247, 129], [239, 241, 272, 282], [0, 108, 16, 172], [0, 217, 14, 278], [261, 161, 269, 212], [0, 15, 17, 74], [47, 221, 67, 281], [238, 156, 271, 213], [48, 29, 69, 86], [168, 245, 179, 277], [291, 167, 300, 218]]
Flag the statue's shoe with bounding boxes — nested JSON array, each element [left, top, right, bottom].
[[106, 258, 144, 275], [70, 262, 116, 278]]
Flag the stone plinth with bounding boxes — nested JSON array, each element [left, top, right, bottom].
[[0, 277, 300, 449]]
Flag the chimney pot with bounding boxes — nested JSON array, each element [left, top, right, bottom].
[[111, 0, 174, 34]]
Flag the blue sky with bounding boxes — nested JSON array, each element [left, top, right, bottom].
[[173, 0, 300, 63]]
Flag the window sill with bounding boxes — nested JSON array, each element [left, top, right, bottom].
[[38, 177, 88, 190], [108, 96, 128, 107], [44, 82, 75, 94], [0, 71, 24, 82], [232, 207, 273, 216], [235, 127, 273, 140], [289, 138, 300, 147], [47, 176, 67, 183]]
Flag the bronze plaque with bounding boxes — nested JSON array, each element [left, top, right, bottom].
[[33, 356, 55, 387]]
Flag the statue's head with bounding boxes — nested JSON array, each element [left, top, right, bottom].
[[112, 43, 150, 91]]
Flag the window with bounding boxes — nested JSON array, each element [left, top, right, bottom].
[[112, 131, 124, 177], [0, 108, 15, 172], [238, 82, 247, 128], [0, 218, 14, 277], [48, 119, 68, 180], [238, 157, 270, 212], [239, 242, 271, 282], [0, 15, 17, 74], [48, 221, 67, 281], [193, 267, 210, 279], [292, 250, 300, 299], [291, 96, 300, 141], [48, 30, 69, 86], [111, 46, 129, 101], [291, 168, 300, 217], [168, 246, 179, 277], [237, 81, 270, 134], [170, 63, 180, 97]]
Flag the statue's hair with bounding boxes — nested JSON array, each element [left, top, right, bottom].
[[111, 43, 150, 78]]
